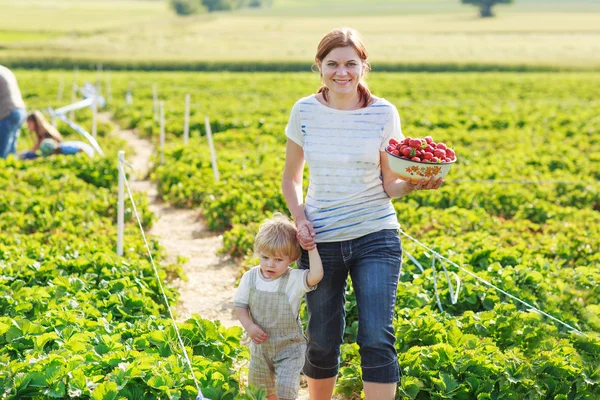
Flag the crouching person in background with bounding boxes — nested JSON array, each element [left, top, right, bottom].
[[40, 138, 95, 159]]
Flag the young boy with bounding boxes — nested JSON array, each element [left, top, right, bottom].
[[234, 213, 323, 400]]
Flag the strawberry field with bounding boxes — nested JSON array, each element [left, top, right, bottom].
[[2, 70, 599, 399]]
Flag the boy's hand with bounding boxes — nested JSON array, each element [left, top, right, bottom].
[[247, 324, 268, 344]]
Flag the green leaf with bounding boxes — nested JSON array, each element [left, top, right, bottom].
[[35, 332, 59, 352], [400, 376, 424, 399], [91, 382, 119, 400]]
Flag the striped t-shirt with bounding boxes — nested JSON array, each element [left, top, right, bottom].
[[285, 94, 402, 243]]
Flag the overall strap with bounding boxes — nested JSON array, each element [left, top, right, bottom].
[[277, 268, 292, 294]]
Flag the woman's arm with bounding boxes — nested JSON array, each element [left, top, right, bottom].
[[380, 151, 442, 198], [282, 139, 316, 249], [282, 139, 307, 222]]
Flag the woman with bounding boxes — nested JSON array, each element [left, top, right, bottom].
[[26, 110, 64, 152], [281, 28, 442, 400], [39, 138, 94, 158]]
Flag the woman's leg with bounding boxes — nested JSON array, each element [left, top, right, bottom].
[[297, 242, 348, 399], [363, 381, 397, 400], [348, 230, 402, 399], [0, 109, 26, 159], [306, 376, 337, 400]]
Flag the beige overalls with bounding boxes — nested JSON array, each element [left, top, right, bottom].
[[248, 268, 306, 399]]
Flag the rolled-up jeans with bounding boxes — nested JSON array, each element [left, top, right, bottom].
[[297, 229, 402, 383], [0, 108, 27, 159]]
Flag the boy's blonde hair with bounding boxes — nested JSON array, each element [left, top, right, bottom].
[[254, 212, 301, 261]]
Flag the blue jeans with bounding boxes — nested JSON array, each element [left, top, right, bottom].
[[297, 229, 402, 383], [0, 108, 26, 159]]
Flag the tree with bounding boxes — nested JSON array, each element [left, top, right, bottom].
[[170, 0, 205, 15], [461, 0, 513, 18]]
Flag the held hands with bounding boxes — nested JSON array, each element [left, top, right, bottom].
[[296, 220, 316, 251], [247, 323, 268, 345]]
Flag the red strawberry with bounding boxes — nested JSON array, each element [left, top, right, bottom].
[[424, 136, 433, 144], [411, 157, 420, 161], [423, 152, 434, 160], [434, 149, 446, 158], [445, 148, 456, 160], [389, 138, 399, 146], [391, 149, 400, 156], [409, 139, 421, 149], [436, 142, 447, 150]]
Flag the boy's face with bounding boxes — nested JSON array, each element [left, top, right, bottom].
[[258, 252, 293, 280]]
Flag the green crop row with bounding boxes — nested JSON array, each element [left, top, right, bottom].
[[0, 76, 258, 399], [7, 69, 600, 399]]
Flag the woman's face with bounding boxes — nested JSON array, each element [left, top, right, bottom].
[[318, 46, 365, 98], [27, 120, 35, 132]]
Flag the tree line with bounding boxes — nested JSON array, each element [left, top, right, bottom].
[[170, 0, 272, 15]]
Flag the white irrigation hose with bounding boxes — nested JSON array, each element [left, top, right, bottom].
[[118, 160, 209, 400], [401, 229, 585, 336]]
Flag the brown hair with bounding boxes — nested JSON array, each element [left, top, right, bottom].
[[254, 212, 301, 261], [27, 110, 63, 143], [315, 28, 372, 108]]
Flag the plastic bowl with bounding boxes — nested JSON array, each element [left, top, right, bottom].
[[386, 150, 456, 184]]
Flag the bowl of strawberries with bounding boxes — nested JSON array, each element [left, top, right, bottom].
[[385, 136, 457, 184]]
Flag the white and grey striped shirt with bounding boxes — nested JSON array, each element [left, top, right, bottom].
[[286, 94, 402, 243]]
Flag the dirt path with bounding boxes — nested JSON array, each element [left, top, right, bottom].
[[103, 114, 239, 328], [104, 114, 311, 399]]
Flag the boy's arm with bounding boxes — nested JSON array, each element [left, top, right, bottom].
[[235, 307, 268, 344], [306, 248, 323, 287]]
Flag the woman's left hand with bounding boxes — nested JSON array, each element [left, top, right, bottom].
[[413, 177, 443, 190]]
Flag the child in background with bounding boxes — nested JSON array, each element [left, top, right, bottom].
[[234, 213, 323, 400]]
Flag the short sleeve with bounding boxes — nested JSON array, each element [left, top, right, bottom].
[[380, 105, 404, 151], [285, 102, 304, 148], [234, 271, 251, 308]]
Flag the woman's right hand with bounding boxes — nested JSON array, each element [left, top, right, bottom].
[[296, 219, 316, 251]]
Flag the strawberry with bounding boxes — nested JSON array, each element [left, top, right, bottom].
[[389, 138, 399, 146], [434, 149, 446, 158], [436, 142, 447, 150], [409, 139, 421, 149]]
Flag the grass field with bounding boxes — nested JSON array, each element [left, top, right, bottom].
[[1, 0, 600, 68]]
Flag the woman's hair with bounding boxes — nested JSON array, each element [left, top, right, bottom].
[[254, 212, 301, 261], [315, 27, 372, 108], [27, 110, 63, 143]]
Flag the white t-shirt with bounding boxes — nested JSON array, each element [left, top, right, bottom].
[[234, 266, 315, 318], [285, 94, 402, 242]]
